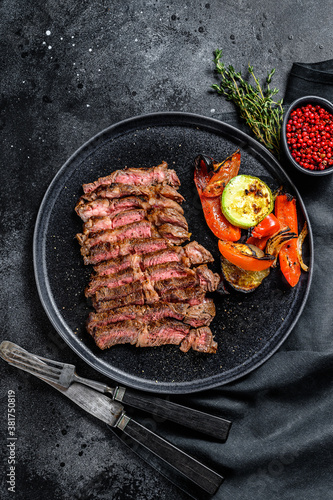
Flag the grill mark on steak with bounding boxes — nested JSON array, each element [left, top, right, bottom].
[[180, 326, 217, 354], [81, 183, 185, 204], [82, 162, 180, 194]]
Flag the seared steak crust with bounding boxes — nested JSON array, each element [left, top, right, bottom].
[[76, 162, 219, 352]]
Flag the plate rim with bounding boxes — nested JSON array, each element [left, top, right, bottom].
[[33, 111, 314, 393]]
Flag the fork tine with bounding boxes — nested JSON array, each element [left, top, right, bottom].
[[1, 344, 63, 382]]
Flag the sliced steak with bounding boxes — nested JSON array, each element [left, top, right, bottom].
[[82, 183, 184, 204], [157, 223, 191, 245], [146, 262, 193, 282], [184, 241, 214, 265], [147, 195, 184, 214], [136, 319, 190, 348], [87, 302, 189, 334], [195, 265, 220, 292], [154, 274, 199, 295], [93, 253, 141, 276], [180, 327, 218, 353], [92, 290, 145, 312], [93, 280, 144, 303], [141, 248, 190, 269], [161, 286, 206, 305], [183, 298, 216, 327], [93, 320, 143, 349], [81, 236, 168, 265], [77, 220, 153, 249], [75, 196, 150, 222], [148, 208, 188, 230], [85, 267, 144, 297], [82, 209, 147, 234], [82, 162, 180, 194]]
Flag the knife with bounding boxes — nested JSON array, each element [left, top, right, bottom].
[[33, 378, 224, 495]]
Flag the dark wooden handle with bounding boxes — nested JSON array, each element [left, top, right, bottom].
[[121, 417, 224, 495], [116, 387, 231, 442]]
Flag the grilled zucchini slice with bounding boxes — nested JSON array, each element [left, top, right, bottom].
[[221, 175, 273, 229]]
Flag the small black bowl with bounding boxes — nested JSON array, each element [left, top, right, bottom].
[[281, 95, 333, 176]]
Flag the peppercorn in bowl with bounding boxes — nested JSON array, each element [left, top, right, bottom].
[[281, 95, 333, 176]]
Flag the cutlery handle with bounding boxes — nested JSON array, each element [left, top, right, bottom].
[[117, 414, 223, 495], [114, 387, 231, 442]]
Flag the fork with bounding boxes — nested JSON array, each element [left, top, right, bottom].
[[0, 340, 232, 441]]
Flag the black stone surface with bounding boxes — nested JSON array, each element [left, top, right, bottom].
[[1, 2, 332, 499]]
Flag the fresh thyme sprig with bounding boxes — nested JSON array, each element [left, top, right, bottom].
[[212, 49, 284, 158]]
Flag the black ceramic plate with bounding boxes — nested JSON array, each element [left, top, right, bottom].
[[33, 112, 313, 394]]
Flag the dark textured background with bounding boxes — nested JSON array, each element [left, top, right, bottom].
[[1, 1, 333, 499]]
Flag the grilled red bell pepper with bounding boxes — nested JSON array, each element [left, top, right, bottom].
[[218, 240, 274, 271], [251, 213, 280, 239], [246, 213, 280, 250], [194, 151, 241, 242], [274, 194, 301, 287]]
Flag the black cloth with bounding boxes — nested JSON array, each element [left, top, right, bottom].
[[126, 63, 333, 500], [284, 59, 333, 104]]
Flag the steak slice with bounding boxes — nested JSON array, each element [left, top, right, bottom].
[[75, 196, 151, 222], [147, 195, 184, 214], [92, 248, 191, 277], [82, 162, 180, 194], [77, 220, 153, 249], [92, 290, 145, 312], [85, 266, 144, 297], [82, 183, 185, 204], [161, 286, 206, 305], [93, 320, 143, 349], [157, 223, 191, 245], [146, 262, 193, 282], [82, 237, 168, 265], [87, 302, 189, 334], [93, 253, 141, 276], [195, 265, 220, 292], [82, 209, 147, 234], [183, 298, 216, 327], [180, 327, 218, 354], [148, 208, 188, 230], [141, 248, 190, 269], [183, 241, 214, 265], [136, 319, 190, 348], [93, 280, 144, 303]]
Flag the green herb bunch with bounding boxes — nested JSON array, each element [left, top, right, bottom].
[[212, 49, 284, 158]]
